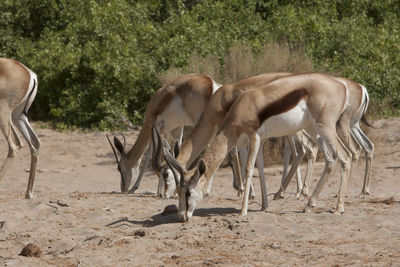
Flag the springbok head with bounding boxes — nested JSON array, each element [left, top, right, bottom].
[[159, 137, 207, 221], [107, 134, 140, 193], [151, 125, 180, 198]]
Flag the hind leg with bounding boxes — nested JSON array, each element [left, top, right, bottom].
[[351, 123, 374, 198], [336, 116, 358, 187], [304, 124, 339, 212], [0, 109, 18, 182], [333, 136, 352, 214], [12, 112, 40, 199], [304, 122, 351, 214]]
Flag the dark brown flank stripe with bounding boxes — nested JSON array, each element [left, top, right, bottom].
[[257, 89, 308, 125]]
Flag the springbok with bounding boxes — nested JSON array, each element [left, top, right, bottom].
[[154, 72, 294, 208], [107, 74, 222, 197], [276, 78, 374, 199], [0, 58, 40, 199], [162, 73, 352, 221]]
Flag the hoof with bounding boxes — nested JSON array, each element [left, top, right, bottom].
[[303, 206, 311, 213], [301, 189, 309, 197], [332, 208, 344, 215], [25, 193, 33, 199], [298, 193, 308, 201], [128, 187, 138, 194], [260, 200, 269, 211], [273, 193, 283, 201], [307, 199, 316, 208], [358, 191, 370, 199]]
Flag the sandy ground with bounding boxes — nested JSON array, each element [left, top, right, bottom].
[[0, 118, 399, 266]]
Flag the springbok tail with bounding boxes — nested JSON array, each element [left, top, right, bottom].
[[21, 66, 38, 116], [360, 85, 375, 128]]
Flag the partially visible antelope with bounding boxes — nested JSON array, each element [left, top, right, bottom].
[[162, 73, 352, 221], [276, 78, 374, 199], [0, 58, 40, 199], [107, 74, 222, 197]]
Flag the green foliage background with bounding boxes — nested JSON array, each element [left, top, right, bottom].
[[1, 0, 399, 129]]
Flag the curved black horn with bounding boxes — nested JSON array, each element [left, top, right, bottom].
[[151, 125, 163, 171], [106, 134, 120, 162], [162, 146, 185, 187], [163, 147, 181, 186]]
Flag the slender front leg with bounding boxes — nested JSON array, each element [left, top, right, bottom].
[[255, 144, 268, 210], [231, 147, 244, 194], [292, 136, 304, 198], [301, 133, 318, 197], [240, 134, 260, 216], [274, 135, 305, 200], [353, 126, 374, 198], [238, 146, 256, 198]]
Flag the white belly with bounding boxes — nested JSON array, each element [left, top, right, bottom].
[[257, 99, 310, 139]]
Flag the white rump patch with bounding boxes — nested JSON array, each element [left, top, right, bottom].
[[211, 79, 223, 95]]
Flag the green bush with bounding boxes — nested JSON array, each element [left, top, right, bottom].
[[0, 0, 398, 129]]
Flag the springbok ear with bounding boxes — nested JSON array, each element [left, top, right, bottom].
[[173, 140, 180, 158], [114, 136, 125, 156], [189, 158, 207, 187], [197, 158, 207, 176]]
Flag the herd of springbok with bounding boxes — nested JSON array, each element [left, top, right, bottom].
[[0, 58, 374, 222]]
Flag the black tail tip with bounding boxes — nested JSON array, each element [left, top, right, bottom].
[[361, 115, 376, 128]]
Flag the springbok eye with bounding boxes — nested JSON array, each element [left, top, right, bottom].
[[185, 190, 191, 198]]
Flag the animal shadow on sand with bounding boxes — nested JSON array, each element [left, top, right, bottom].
[[105, 207, 241, 228]]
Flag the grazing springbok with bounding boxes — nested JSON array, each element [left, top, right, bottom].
[[107, 74, 222, 197], [162, 73, 352, 221], [0, 58, 40, 199], [154, 72, 294, 209], [276, 78, 374, 199]]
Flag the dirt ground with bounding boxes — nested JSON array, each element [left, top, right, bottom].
[[0, 118, 399, 266]]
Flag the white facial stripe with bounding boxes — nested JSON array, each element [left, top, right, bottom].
[[186, 188, 202, 219]]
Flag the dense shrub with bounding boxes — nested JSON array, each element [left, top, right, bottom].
[[0, 0, 398, 129]]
